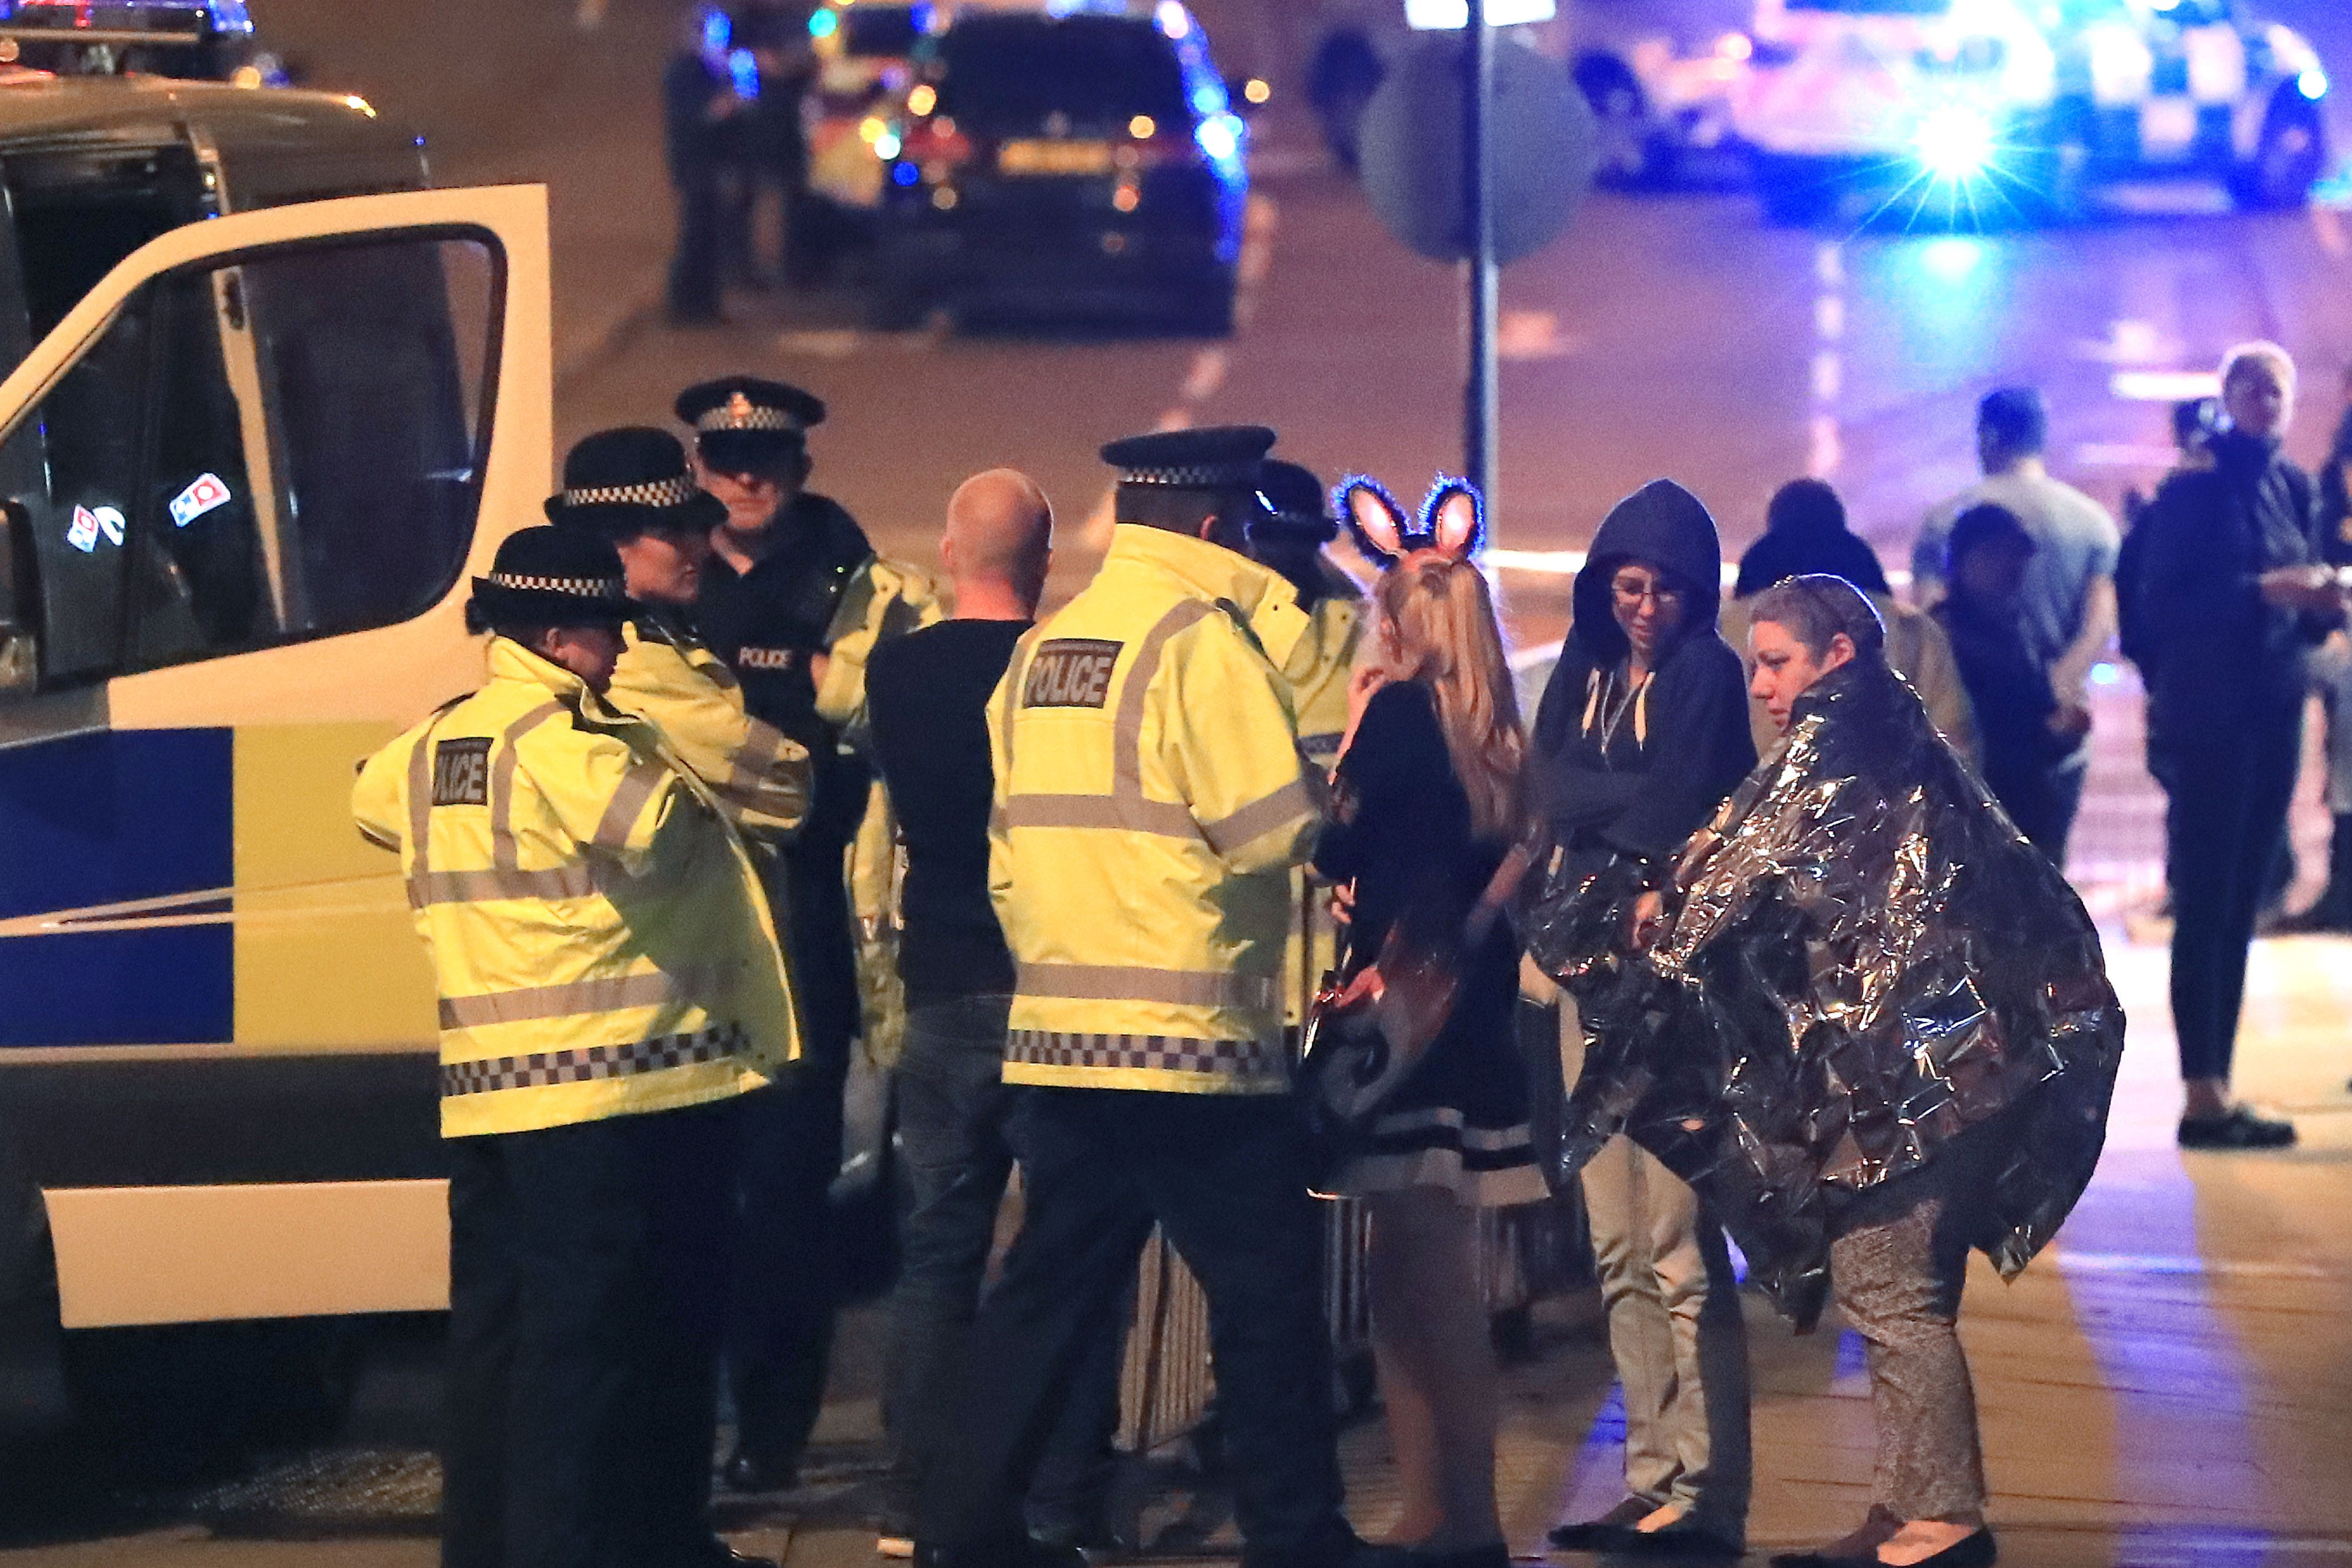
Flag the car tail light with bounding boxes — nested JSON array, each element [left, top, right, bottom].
[[901, 113, 974, 171]]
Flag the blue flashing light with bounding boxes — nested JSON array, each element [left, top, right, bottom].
[[874, 129, 903, 159], [1156, 1, 1191, 39], [729, 48, 760, 99], [1913, 104, 1996, 182], [809, 6, 837, 38], [2299, 68, 2328, 102], [701, 6, 732, 54], [1195, 113, 1241, 164], [1192, 81, 1225, 116], [893, 161, 920, 186]]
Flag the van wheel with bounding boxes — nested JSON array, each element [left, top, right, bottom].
[[2228, 93, 2325, 210], [63, 1319, 358, 1474]]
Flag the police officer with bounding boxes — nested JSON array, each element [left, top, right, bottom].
[[664, 9, 752, 325], [679, 375, 940, 1493], [353, 526, 796, 1568], [545, 427, 811, 845], [1250, 457, 1367, 1027], [919, 427, 1400, 1568]]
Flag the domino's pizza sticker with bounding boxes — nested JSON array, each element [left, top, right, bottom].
[[170, 472, 231, 528], [93, 506, 124, 547], [66, 504, 98, 553]]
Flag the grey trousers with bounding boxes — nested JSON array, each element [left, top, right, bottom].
[[1561, 1003, 1753, 1540], [1828, 1148, 1992, 1523]]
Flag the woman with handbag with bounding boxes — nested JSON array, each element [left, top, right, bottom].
[[1311, 478, 1549, 1568], [1525, 479, 1757, 1560]]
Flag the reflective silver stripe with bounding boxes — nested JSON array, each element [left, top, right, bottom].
[[1198, 777, 1316, 857], [1017, 961, 1274, 1011], [1001, 793, 1200, 840], [411, 866, 599, 905], [490, 702, 569, 871], [1297, 731, 1345, 760], [1112, 600, 1215, 803], [402, 714, 445, 909], [716, 720, 806, 815], [592, 761, 670, 850], [438, 969, 702, 1030]]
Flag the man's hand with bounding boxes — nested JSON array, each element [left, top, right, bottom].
[[1628, 890, 1666, 949], [808, 650, 831, 690], [2047, 702, 2092, 740], [2259, 564, 2341, 613], [1328, 881, 1356, 928]]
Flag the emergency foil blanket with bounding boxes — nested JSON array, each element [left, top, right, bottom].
[[1531, 660, 2124, 1329]]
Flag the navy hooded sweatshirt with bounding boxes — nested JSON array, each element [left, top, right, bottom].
[[1532, 480, 1758, 870]]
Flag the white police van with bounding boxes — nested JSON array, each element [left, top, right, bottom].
[[1736, 0, 2330, 224]]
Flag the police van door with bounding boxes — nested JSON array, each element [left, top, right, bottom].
[[0, 185, 549, 1336]]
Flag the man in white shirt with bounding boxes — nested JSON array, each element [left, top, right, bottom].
[[1913, 387, 2119, 866]]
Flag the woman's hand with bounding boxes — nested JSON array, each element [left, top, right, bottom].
[[1328, 881, 1356, 927], [1628, 890, 1667, 950], [1334, 662, 1389, 764], [2259, 564, 2341, 613]]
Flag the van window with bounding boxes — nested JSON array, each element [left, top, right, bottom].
[[14, 233, 499, 686]]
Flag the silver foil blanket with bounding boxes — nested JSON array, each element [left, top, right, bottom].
[[1529, 661, 2124, 1330]]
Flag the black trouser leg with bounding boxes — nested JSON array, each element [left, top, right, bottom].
[[667, 171, 721, 319], [2168, 714, 2303, 1084], [442, 1136, 520, 1568], [1127, 1096, 1351, 1568], [728, 1062, 846, 1473], [918, 1090, 1158, 1556], [633, 1103, 743, 1564], [1026, 1300, 1128, 1537]]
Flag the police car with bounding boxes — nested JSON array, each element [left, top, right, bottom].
[[799, 2, 932, 265], [1736, 0, 2331, 225], [0, 0, 288, 85], [866, 0, 1250, 332], [0, 46, 562, 1446]]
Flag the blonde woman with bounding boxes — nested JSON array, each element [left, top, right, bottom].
[[1317, 479, 1549, 1568]]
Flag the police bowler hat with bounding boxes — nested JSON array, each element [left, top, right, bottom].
[[1257, 459, 1339, 544], [545, 427, 726, 538], [467, 526, 639, 631], [677, 376, 823, 474]]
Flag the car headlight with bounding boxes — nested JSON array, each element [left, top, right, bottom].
[[1914, 104, 1997, 180]]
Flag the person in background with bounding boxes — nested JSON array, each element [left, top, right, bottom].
[[1722, 478, 1975, 764], [2279, 368, 2352, 932], [1931, 505, 2090, 858], [1532, 480, 1754, 1560], [1250, 457, 1369, 1025], [2319, 363, 2352, 556], [354, 527, 795, 1568], [2129, 341, 2343, 1149], [663, 8, 751, 325], [865, 472, 1124, 1559], [1914, 387, 2119, 866], [1316, 482, 1548, 1568], [683, 375, 941, 1493]]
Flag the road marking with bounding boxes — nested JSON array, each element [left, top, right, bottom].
[[1813, 295, 1845, 342], [1808, 412, 1843, 480], [1180, 346, 1228, 403], [573, 0, 606, 29], [1809, 242, 1844, 479], [1498, 309, 1576, 361], [2112, 369, 2221, 402], [1810, 350, 1842, 403], [2076, 319, 2183, 365], [2314, 203, 2350, 262]]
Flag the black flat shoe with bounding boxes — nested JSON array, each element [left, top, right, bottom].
[[1618, 1521, 1742, 1559], [2179, 1105, 2297, 1149], [1772, 1527, 1996, 1568], [1406, 1543, 1512, 1568], [719, 1449, 799, 1493], [1549, 1499, 1653, 1552]]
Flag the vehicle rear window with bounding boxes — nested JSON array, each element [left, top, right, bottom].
[[937, 16, 1190, 135], [841, 5, 923, 58]]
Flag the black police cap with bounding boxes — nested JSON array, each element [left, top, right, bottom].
[[676, 376, 826, 473], [1101, 424, 1277, 492], [544, 426, 726, 536], [1255, 458, 1339, 543], [469, 526, 638, 631]]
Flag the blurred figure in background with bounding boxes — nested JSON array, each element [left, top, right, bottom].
[[1931, 505, 2089, 858], [1723, 477, 1975, 764], [663, 8, 753, 325], [727, 0, 820, 288], [1914, 388, 2118, 870], [2127, 342, 2341, 1149]]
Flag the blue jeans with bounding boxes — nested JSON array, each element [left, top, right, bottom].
[[883, 996, 1122, 1533]]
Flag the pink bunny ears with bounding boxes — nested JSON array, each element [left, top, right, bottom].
[[1335, 475, 1486, 570]]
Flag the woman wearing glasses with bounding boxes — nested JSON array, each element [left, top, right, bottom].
[[1528, 480, 1756, 1559]]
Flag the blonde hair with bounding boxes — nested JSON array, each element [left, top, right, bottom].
[[2220, 339, 2296, 391], [1375, 556, 1527, 841]]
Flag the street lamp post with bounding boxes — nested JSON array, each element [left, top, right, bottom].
[[1464, 0, 1498, 503]]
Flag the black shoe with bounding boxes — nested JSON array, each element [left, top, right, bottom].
[[1549, 1498, 1653, 1552], [915, 1540, 1086, 1568], [685, 1544, 780, 1568], [1618, 1521, 1743, 1559], [2178, 1105, 2297, 1149], [720, 1449, 799, 1493], [1773, 1527, 1996, 1568]]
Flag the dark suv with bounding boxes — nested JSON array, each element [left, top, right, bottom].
[[868, 1, 1248, 333]]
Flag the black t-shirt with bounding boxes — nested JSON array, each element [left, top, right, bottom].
[[867, 618, 1030, 1007]]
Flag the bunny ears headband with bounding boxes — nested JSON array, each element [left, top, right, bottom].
[[1337, 475, 1486, 569]]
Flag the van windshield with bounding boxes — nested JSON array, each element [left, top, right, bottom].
[[937, 16, 1191, 135]]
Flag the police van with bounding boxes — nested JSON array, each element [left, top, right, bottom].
[[1736, 0, 2331, 225], [0, 59, 552, 1438]]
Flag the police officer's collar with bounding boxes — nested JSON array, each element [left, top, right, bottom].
[[717, 492, 870, 577], [1106, 524, 1309, 669]]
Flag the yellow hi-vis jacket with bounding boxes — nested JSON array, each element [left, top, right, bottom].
[[610, 617, 812, 848], [988, 524, 1322, 1095], [353, 638, 797, 1138], [1278, 590, 1366, 1025]]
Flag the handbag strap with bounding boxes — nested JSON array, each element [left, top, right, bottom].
[[1464, 840, 1534, 948]]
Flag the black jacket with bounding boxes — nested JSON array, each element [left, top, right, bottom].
[[2133, 428, 2336, 745], [1733, 519, 1891, 598], [1531, 480, 1756, 866]]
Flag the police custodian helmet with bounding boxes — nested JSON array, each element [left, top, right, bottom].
[[544, 427, 727, 539], [676, 376, 827, 473], [466, 527, 639, 633]]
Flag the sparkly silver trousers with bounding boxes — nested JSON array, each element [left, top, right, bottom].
[[1828, 1144, 1993, 1523]]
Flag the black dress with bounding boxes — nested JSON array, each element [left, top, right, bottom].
[[1313, 681, 1546, 1206]]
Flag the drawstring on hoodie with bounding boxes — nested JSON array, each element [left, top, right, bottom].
[[1583, 666, 1655, 753]]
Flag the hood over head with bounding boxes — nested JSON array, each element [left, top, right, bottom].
[[1572, 479, 1725, 661]]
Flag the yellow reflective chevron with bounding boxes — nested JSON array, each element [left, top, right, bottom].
[[989, 525, 1320, 1094], [1278, 592, 1365, 1024], [353, 637, 798, 1138]]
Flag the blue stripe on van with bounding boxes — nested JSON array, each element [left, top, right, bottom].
[[0, 728, 235, 1045]]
